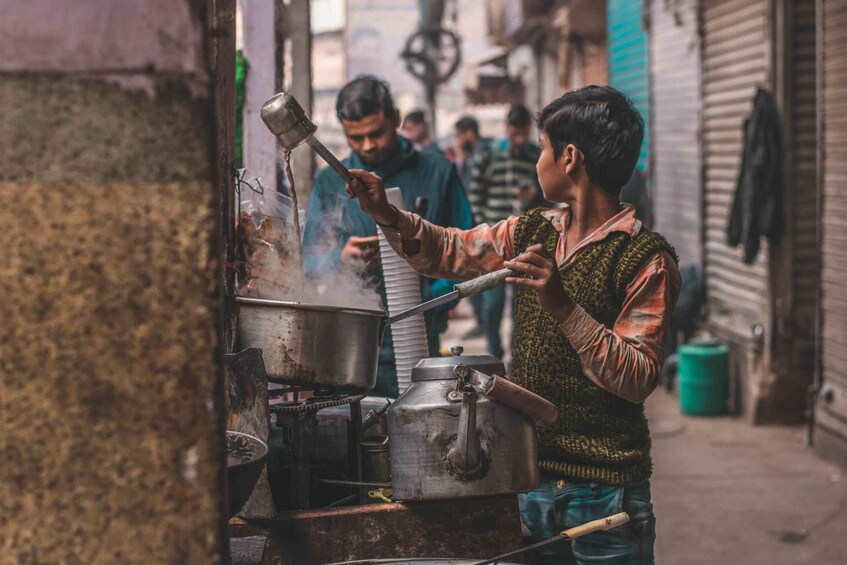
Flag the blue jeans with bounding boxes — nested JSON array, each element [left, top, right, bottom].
[[518, 479, 656, 564], [479, 285, 506, 358]]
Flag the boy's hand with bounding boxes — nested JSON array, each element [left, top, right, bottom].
[[505, 244, 575, 324], [346, 169, 397, 226]]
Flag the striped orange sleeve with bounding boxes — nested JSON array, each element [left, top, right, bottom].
[[558, 250, 681, 403], [379, 210, 519, 280]]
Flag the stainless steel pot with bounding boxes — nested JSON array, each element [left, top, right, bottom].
[[330, 557, 515, 565], [236, 297, 385, 391], [235, 269, 517, 391], [361, 435, 391, 484]]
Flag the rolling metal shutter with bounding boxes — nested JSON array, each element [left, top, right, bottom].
[[701, 0, 770, 335], [608, 0, 650, 171], [816, 0, 847, 463], [789, 0, 819, 342], [649, 0, 702, 267], [781, 0, 819, 408]]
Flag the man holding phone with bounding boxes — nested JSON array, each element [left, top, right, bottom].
[[302, 75, 473, 397]]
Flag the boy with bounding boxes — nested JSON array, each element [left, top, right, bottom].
[[346, 86, 680, 564]]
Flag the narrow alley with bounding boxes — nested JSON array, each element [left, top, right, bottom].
[[442, 300, 847, 565]]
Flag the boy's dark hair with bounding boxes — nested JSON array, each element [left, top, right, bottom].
[[454, 116, 479, 136], [336, 75, 396, 121], [507, 104, 532, 128], [537, 85, 644, 195], [402, 110, 426, 126]]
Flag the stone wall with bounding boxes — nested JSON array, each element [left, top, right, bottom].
[[0, 2, 227, 562]]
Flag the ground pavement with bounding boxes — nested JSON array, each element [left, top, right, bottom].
[[441, 300, 847, 564]]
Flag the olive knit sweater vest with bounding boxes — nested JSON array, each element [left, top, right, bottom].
[[511, 209, 677, 485]]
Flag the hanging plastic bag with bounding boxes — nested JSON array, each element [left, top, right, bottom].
[[235, 169, 304, 300]]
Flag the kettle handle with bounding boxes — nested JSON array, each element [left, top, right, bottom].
[[484, 374, 559, 427]]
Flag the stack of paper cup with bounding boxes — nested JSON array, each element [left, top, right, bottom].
[[378, 188, 429, 393]]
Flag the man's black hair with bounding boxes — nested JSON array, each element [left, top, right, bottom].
[[402, 110, 427, 126], [507, 104, 532, 128], [537, 85, 644, 195], [336, 75, 396, 121], [454, 116, 479, 136]]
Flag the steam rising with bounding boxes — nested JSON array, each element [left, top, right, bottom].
[[297, 191, 383, 311], [237, 169, 382, 311]]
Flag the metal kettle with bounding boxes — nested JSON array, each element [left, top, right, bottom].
[[386, 347, 557, 501]]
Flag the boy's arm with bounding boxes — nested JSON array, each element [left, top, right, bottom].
[[559, 251, 681, 403], [346, 168, 517, 280], [381, 210, 517, 280]]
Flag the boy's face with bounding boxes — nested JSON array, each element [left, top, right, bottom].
[[536, 132, 574, 203]]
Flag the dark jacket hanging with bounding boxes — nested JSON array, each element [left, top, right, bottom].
[[727, 88, 785, 263]]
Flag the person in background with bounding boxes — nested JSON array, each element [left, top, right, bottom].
[[400, 109, 442, 156], [451, 115, 493, 338], [452, 115, 491, 193], [302, 76, 473, 397], [466, 104, 543, 358], [345, 85, 680, 565], [621, 167, 653, 229]]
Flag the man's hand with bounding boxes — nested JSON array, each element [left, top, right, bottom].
[[340, 236, 381, 269], [505, 244, 575, 324], [346, 169, 397, 226]]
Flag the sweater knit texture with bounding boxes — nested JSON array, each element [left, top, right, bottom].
[[511, 209, 678, 485]]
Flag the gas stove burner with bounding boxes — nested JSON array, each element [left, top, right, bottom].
[[270, 393, 366, 414]]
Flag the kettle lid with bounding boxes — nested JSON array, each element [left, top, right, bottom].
[[411, 346, 506, 382]]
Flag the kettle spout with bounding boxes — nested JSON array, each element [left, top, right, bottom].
[[448, 385, 483, 475]]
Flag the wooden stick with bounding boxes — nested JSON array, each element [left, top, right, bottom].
[[561, 512, 630, 540]]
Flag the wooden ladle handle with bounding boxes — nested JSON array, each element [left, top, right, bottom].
[[562, 512, 630, 540]]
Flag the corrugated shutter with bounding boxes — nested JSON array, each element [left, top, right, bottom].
[[649, 0, 701, 267], [816, 0, 847, 459], [787, 0, 818, 383], [608, 0, 650, 171], [701, 0, 770, 333]]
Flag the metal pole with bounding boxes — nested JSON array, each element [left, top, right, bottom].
[[284, 0, 316, 207], [349, 399, 365, 504], [426, 84, 437, 141], [808, 0, 824, 448]]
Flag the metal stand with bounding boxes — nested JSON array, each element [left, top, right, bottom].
[[348, 399, 365, 504], [227, 347, 373, 511]]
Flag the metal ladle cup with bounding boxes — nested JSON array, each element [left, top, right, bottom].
[[261, 92, 355, 183]]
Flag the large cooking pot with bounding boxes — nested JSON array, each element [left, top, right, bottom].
[[236, 298, 386, 391], [236, 269, 516, 391], [330, 557, 515, 565]]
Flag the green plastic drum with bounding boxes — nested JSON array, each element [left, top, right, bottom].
[[677, 340, 730, 416]]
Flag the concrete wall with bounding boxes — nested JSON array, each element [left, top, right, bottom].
[[346, 0, 421, 112], [313, 29, 349, 161], [0, 1, 227, 562], [240, 0, 278, 190]]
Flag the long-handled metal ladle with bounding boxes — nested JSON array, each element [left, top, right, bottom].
[[261, 92, 355, 183]]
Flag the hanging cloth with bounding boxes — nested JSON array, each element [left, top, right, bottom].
[[727, 88, 785, 264]]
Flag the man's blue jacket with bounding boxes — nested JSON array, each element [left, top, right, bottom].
[[302, 136, 474, 396]]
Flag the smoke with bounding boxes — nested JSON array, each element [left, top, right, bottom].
[[236, 169, 383, 311], [297, 192, 384, 311]]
